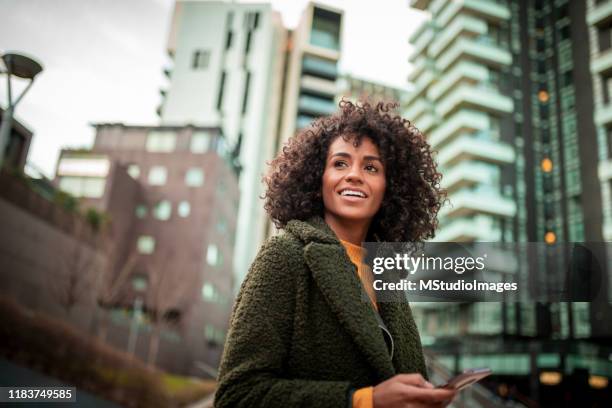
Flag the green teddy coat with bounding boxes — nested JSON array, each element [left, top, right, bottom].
[[215, 216, 427, 407]]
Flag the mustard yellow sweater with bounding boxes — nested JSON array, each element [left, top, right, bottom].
[[340, 240, 375, 408]]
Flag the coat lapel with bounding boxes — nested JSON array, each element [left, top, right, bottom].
[[303, 241, 396, 381]]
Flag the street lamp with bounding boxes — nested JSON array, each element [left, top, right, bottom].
[[0, 52, 43, 169]]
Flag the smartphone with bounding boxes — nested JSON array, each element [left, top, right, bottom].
[[437, 368, 492, 391]]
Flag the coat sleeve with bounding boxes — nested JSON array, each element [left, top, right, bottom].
[[214, 236, 352, 408]]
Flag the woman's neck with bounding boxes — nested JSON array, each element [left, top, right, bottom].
[[324, 213, 370, 246]]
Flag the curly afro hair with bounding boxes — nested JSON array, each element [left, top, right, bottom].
[[263, 100, 445, 242]]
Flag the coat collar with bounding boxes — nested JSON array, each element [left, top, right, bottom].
[[285, 217, 396, 380]]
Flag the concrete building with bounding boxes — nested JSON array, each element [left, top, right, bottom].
[[407, 0, 611, 405], [277, 2, 343, 143], [55, 124, 239, 373], [158, 1, 286, 286]]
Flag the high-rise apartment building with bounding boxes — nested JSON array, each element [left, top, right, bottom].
[[407, 0, 611, 404], [277, 2, 343, 144], [159, 1, 286, 286], [337, 74, 407, 105], [587, 1, 612, 239], [56, 124, 239, 373]]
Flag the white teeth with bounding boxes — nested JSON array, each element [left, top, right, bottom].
[[340, 189, 366, 198]]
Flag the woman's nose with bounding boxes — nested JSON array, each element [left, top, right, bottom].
[[345, 165, 364, 183]]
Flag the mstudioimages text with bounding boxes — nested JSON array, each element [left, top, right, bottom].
[[373, 279, 519, 293], [371, 253, 487, 275]]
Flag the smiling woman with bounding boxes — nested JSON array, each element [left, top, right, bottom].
[[214, 100, 451, 408]]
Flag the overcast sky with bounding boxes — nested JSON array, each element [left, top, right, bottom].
[[0, 0, 425, 177]]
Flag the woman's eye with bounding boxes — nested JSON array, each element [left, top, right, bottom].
[[334, 161, 348, 168], [365, 164, 378, 173]]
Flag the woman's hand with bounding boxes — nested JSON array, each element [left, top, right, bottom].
[[373, 374, 457, 408]]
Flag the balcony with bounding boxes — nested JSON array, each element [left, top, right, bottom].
[[410, 25, 435, 60], [428, 109, 489, 148], [591, 48, 612, 76], [433, 216, 500, 242], [587, 0, 612, 27], [437, 136, 514, 167], [604, 220, 612, 241], [436, 37, 512, 73], [302, 55, 338, 80], [427, 60, 487, 102], [440, 188, 516, 219], [409, 56, 427, 82], [598, 159, 612, 181], [441, 161, 497, 193], [298, 95, 336, 116], [595, 103, 612, 126], [406, 70, 436, 105], [436, 83, 513, 118], [414, 112, 437, 134], [437, 0, 510, 28], [300, 75, 337, 97], [404, 98, 431, 123], [429, 15, 486, 58]]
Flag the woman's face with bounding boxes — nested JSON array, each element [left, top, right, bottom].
[[322, 136, 386, 226]]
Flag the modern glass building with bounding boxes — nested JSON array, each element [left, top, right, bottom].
[[406, 0, 611, 405]]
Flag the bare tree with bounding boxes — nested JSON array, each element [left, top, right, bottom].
[[92, 247, 139, 343], [144, 250, 191, 367], [51, 242, 96, 316]]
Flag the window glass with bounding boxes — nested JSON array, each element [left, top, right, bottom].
[[178, 201, 191, 217], [202, 283, 215, 301], [148, 166, 167, 185], [190, 131, 211, 153], [154, 200, 172, 220], [59, 176, 105, 198], [146, 131, 176, 152], [135, 204, 147, 219], [127, 164, 140, 179], [207, 244, 222, 266], [58, 156, 110, 177], [132, 275, 148, 291], [137, 235, 155, 254], [185, 168, 204, 186]]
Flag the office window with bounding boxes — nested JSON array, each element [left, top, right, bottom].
[[190, 131, 211, 153], [59, 176, 106, 198], [154, 200, 172, 220], [127, 164, 140, 179], [146, 131, 176, 152], [207, 244, 222, 266], [178, 201, 191, 217], [185, 168, 204, 187], [137, 235, 155, 254], [192, 49, 210, 69], [148, 166, 167, 185], [135, 204, 147, 219]]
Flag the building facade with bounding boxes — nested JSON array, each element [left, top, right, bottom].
[[56, 124, 239, 373], [159, 0, 286, 286], [277, 2, 343, 144]]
